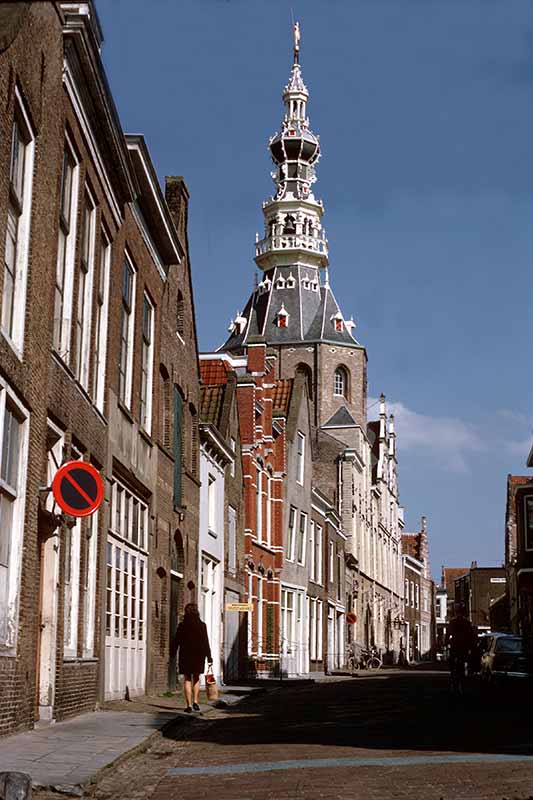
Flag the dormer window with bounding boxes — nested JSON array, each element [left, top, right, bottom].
[[286, 273, 296, 289], [276, 276, 286, 290], [302, 275, 310, 290], [276, 304, 289, 328], [331, 312, 343, 332], [311, 280, 318, 292], [234, 312, 247, 334]]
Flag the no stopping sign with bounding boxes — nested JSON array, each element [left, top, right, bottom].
[[52, 461, 104, 517]]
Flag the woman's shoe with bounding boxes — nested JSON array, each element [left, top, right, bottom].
[[192, 702, 200, 712], [185, 706, 193, 713]]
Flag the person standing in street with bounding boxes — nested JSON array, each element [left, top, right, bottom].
[[172, 603, 213, 713], [445, 602, 476, 695]]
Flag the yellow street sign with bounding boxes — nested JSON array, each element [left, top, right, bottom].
[[225, 602, 253, 613]]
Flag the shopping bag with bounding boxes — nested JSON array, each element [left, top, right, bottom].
[[205, 666, 219, 701]]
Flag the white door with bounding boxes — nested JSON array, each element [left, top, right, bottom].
[[327, 605, 335, 672], [200, 554, 220, 679], [105, 539, 147, 700]]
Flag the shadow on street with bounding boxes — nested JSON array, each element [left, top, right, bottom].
[[162, 670, 533, 758]]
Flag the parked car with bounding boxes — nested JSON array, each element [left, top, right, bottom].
[[480, 634, 533, 683]]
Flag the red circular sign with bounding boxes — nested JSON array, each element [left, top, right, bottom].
[[52, 461, 104, 517], [346, 612, 357, 625]]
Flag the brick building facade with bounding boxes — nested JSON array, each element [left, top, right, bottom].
[[0, 1, 200, 735]]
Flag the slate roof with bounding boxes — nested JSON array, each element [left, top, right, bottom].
[[220, 265, 361, 352], [200, 385, 225, 427], [272, 379, 293, 414], [323, 406, 358, 428]]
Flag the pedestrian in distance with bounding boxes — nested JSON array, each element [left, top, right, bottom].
[[445, 602, 476, 696], [172, 602, 212, 713]]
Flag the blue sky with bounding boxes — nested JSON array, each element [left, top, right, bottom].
[[98, 0, 532, 580]]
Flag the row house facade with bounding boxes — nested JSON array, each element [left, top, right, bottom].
[[198, 360, 245, 685], [505, 473, 533, 636], [402, 518, 435, 661], [454, 563, 507, 633], [0, 1, 200, 735]]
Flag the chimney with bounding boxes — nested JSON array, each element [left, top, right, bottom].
[[247, 336, 267, 375], [165, 176, 190, 242]]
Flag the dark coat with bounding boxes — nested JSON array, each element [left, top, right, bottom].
[[173, 618, 212, 675]]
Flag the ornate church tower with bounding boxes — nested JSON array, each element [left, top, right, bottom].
[[221, 24, 367, 436]]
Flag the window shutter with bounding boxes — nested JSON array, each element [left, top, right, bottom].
[[173, 387, 183, 507]]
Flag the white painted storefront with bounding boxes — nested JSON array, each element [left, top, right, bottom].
[[104, 477, 148, 700], [198, 442, 225, 684], [280, 584, 308, 676]]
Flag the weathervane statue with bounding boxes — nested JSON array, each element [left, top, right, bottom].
[[293, 20, 300, 63]]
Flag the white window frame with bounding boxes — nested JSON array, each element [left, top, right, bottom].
[[140, 292, 155, 433], [337, 553, 343, 602], [110, 477, 149, 553], [2, 89, 35, 356], [317, 600, 323, 661], [228, 505, 237, 573], [405, 577, 409, 606], [329, 541, 334, 583], [286, 506, 296, 562], [0, 381, 29, 652], [266, 473, 272, 546], [208, 473, 217, 534], [415, 584, 419, 610], [230, 437, 236, 478], [64, 445, 82, 657], [93, 228, 111, 411], [83, 509, 98, 657], [74, 187, 96, 389], [309, 521, 316, 582], [255, 467, 262, 543], [297, 511, 307, 566], [296, 432, 305, 485], [257, 576, 263, 656], [118, 253, 137, 408], [53, 133, 80, 361], [334, 368, 345, 397], [309, 597, 317, 660], [315, 525, 323, 585]]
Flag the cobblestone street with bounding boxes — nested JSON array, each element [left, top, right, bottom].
[[67, 670, 533, 800]]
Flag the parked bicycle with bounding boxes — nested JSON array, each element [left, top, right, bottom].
[[348, 644, 382, 673]]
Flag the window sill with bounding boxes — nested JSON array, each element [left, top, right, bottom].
[[139, 426, 154, 448], [118, 400, 135, 424], [1, 329, 23, 361], [63, 656, 99, 664]]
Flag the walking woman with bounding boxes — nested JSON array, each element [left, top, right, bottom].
[[173, 603, 212, 713]]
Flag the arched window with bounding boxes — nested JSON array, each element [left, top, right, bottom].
[[334, 367, 347, 398], [296, 363, 313, 401], [176, 290, 184, 337]]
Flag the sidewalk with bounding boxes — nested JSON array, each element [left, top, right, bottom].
[[0, 687, 260, 795]]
